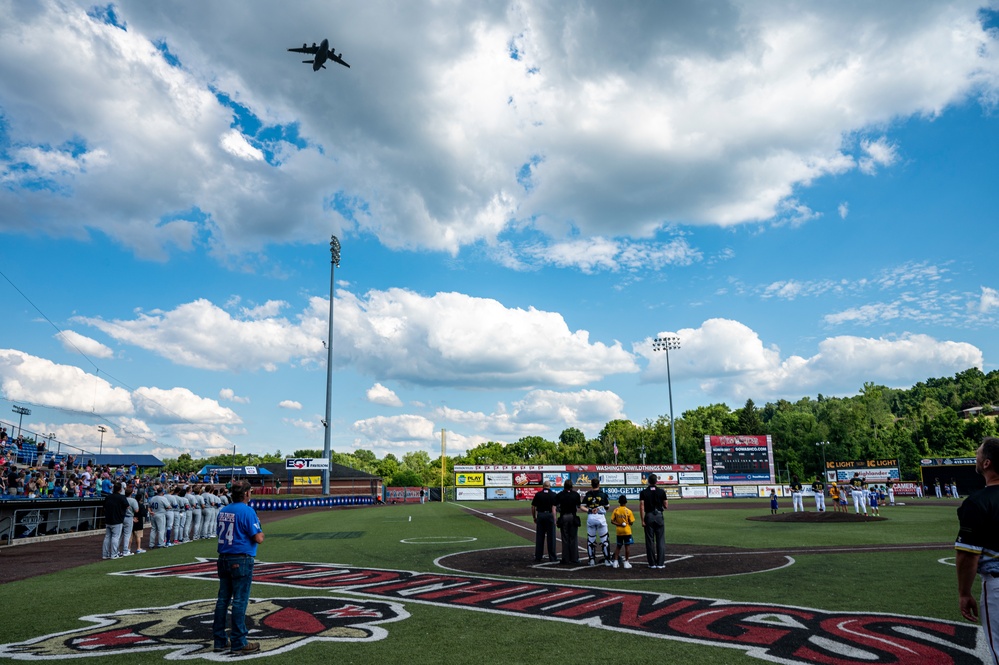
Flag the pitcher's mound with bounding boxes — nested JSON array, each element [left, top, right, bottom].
[[748, 512, 886, 523]]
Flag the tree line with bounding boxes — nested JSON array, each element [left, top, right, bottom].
[[163, 367, 998, 486]]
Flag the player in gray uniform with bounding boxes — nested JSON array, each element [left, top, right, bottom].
[[165, 488, 179, 545], [190, 486, 204, 540], [177, 486, 190, 543], [204, 489, 219, 539], [120, 486, 140, 555], [148, 487, 169, 548]]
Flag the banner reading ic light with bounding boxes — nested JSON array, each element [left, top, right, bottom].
[[455, 473, 484, 486]]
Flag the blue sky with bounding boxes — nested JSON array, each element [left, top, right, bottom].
[[1, 1, 997, 461]]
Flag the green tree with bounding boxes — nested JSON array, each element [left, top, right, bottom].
[[735, 398, 763, 435], [391, 469, 423, 487]]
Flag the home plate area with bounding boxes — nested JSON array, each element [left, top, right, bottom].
[[439, 543, 792, 579]]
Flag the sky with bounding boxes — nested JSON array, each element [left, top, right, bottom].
[[1, 0, 998, 463]]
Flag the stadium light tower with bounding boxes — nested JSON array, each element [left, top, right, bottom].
[[323, 235, 341, 496], [816, 440, 830, 479], [12, 405, 30, 439], [97, 425, 108, 455], [651, 335, 680, 464]]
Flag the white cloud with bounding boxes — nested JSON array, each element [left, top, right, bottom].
[[75, 289, 637, 387], [132, 386, 241, 425], [278, 400, 302, 410], [352, 414, 437, 449], [858, 137, 898, 175], [284, 417, 322, 433], [977, 286, 999, 313], [240, 300, 287, 320], [367, 383, 402, 407], [637, 319, 982, 402], [3, 2, 997, 258], [824, 303, 902, 326], [55, 330, 114, 359], [0, 348, 134, 414], [75, 298, 322, 372], [0, 348, 242, 453], [219, 388, 250, 404], [838, 202, 849, 219], [335, 288, 639, 388], [521, 236, 701, 273], [219, 130, 264, 161]]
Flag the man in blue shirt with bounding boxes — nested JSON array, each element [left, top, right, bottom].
[[212, 480, 263, 655]]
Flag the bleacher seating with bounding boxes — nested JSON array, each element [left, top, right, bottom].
[[16, 442, 38, 466]]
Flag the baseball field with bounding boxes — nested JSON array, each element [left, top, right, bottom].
[[0, 498, 984, 664]]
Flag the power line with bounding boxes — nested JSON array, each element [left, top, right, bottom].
[[0, 267, 226, 447]]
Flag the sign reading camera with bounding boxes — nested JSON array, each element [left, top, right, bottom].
[[285, 458, 330, 470]]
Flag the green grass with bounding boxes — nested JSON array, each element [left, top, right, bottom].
[[0, 501, 972, 665]]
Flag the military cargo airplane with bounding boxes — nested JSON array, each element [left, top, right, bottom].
[[288, 39, 350, 71]]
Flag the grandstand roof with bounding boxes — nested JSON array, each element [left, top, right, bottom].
[[260, 462, 381, 480], [77, 454, 164, 467]]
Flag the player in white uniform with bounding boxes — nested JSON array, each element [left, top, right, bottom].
[[582, 478, 612, 567]]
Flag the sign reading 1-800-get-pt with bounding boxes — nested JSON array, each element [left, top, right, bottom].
[[285, 458, 330, 470], [703, 435, 775, 484]]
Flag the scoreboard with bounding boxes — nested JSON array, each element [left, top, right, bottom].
[[704, 435, 775, 484]]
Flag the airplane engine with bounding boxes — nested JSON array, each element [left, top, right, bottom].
[[302, 43, 307, 48]]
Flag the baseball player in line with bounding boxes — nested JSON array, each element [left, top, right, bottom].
[[850, 473, 868, 516], [583, 478, 612, 567]]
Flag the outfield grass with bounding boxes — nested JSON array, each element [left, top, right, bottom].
[[0, 500, 971, 665]]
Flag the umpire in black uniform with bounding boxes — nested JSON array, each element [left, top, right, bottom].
[[639, 473, 668, 569], [556, 480, 582, 564], [532, 480, 558, 562]]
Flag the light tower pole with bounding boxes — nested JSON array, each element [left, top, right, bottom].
[[816, 440, 829, 480], [12, 405, 30, 439], [651, 335, 681, 464], [97, 425, 108, 455], [323, 235, 341, 496]]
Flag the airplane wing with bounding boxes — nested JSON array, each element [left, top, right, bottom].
[[288, 46, 319, 54], [330, 53, 350, 68]]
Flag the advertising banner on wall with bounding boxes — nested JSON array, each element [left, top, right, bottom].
[[456, 487, 485, 501], [292, 476, 322, 486], [454, 464, 702, 472], [625, 473, 645, 485], [708, 486, 723, 498], [602, 486, 641, 501], [485, 473, 511, 487], [704, 435, 775, 484], [679, 472, 706, 484], [543, 472, 570, 487], [285, 458, 330, 470], [757, 484, 786, 498], [486, 487, 515, 500], [664, 487, 681, 500], [513, 472, 543, 486], [920, 457, 977, 466], [455, 472, 484, 487], [515, 487, 540, 500], [832, 468, 899, 483], [599, 472, 626, 485], [732, 486, 758, 498], [681, 486, 708, 498]]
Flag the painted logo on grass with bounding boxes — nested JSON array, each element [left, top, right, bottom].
[[104, 560, 985, 665], [0, 560, 982, 664], [0, 597, 406, 660]]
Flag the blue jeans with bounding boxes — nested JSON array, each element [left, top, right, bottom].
[[212, 554, 254, 649]]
